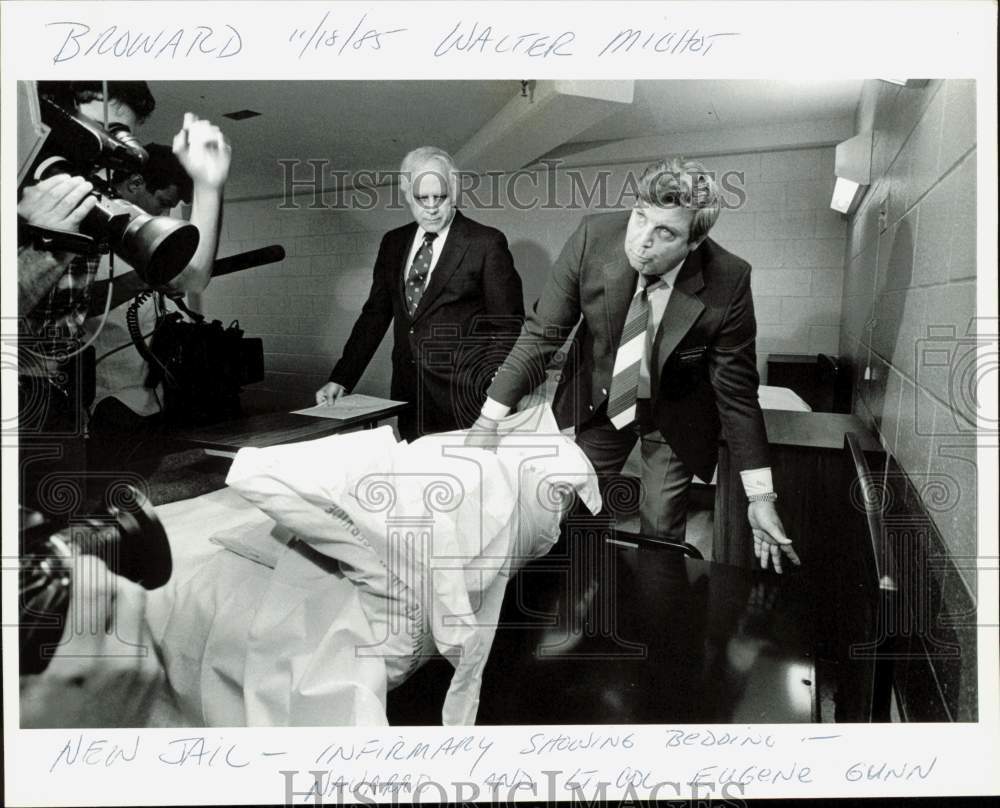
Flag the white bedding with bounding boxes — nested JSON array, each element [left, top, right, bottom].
[[145, 404, 600, 726]]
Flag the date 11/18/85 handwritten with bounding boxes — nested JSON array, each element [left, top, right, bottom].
[[288, 11, 406, 59]]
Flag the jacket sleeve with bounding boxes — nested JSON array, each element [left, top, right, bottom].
[[487, 218, 587, 408], [477, 228, 525, 349], [708, 265, 770, 472], [328, 237, 395, 391]]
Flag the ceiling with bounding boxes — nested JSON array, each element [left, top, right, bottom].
[[569, 79, 864, 141], [140, 79, 863, 198]]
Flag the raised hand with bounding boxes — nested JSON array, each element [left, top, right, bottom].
[[172, 112, 231, 190]]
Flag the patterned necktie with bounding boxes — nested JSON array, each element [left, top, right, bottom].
[[606, 274, 651, 429], [405, 231, 438, 316]]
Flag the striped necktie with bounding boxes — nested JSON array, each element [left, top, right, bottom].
[[606, 274, 650, 429], [405, 231, 438, 316]]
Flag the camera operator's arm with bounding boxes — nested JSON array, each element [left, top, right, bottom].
[[168, 113, 231, 294], [83, 115, 231, 315], [84, 269, 147, 316], [17, 175, 97, 313]]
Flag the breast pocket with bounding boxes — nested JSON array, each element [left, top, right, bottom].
[[660, 345, 708, 399], [675, 345, 708, 367]]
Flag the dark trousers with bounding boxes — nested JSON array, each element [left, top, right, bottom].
[[574, 403, 694, 542]]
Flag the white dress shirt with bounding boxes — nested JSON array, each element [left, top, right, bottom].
[[403, 218, 453, 282]]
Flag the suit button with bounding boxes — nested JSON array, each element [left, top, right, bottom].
[[409, 328, 414, 334], [601, 387, 607, 395], [588, 405, 594, 410]]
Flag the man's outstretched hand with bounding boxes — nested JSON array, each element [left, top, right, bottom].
[[748, 500, 800, 574], [463, 414, 501, 452]]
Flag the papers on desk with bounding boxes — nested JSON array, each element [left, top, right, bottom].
[[291, 393, 406, 420], [758, 384, 812, 412]]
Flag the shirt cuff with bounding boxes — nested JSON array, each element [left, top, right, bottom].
[[740, 467, 774, 496], [481, 397, 511, 421]]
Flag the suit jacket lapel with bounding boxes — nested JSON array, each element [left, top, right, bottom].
[[411, 211, 470, 322], [600, 218, 637, 344], [395, 223, 420, 318], [651, 247, 706, 389]]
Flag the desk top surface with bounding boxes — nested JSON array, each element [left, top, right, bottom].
[[762, 409, 880, 452], [167, 403, 410, 451], [390, 533, 816, 725]]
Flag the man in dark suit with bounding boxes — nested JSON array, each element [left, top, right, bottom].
[[468, 157, 799, 572], [316, 147, 524, 441]]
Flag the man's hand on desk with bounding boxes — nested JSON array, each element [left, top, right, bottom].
[[315, 381, 346, 406], [748, 501, 800, 574], [463, 414, 501, 452]]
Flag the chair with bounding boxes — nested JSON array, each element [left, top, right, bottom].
[[818, 353, 853, 413], [610, 527, 704, 559]]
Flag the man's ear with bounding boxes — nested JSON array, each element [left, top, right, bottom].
[[126, 174, 146, 194]]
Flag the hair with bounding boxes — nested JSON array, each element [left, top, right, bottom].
[[37, 81, 156, 124], [399, 146, 459, 198], [636, 157, 721, 243], [111, 143, 192, 204], [142, 143, 193, 203]]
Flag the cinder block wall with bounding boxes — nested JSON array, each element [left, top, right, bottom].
[[200, 145, 847, 412], [838, 79, 978, 722], [839, 80, 977, 590]]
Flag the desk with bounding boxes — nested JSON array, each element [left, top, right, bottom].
[[714, 410, 880, 570], [389, 526, 816, 725], [166, 401, 410, 453], [715, 410, 880, 669]]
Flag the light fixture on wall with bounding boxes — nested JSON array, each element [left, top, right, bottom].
[[879, 79, 929, 88], [830, 130, 873, 215]]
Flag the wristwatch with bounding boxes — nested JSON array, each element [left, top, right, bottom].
[[747, 492, 778, 503]]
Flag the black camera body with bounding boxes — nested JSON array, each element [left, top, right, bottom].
[[21, 93, 199, 287]]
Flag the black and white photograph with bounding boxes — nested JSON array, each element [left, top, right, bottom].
[[3, 2, 997, 806]]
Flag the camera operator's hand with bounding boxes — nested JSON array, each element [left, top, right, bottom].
[[173, 112, 231, 190], [18, 174, 97, 233], [316, 382, 346, 406], [18, 175, 101, 313]]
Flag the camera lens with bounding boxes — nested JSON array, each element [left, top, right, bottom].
[[117, 213, 200, 287], [107, 124, 148, 161]]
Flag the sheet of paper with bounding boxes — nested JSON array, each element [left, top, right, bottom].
[[291, 393, 406, 420]]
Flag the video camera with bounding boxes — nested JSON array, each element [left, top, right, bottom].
[[17, 81, 199, 286], [19, 485, 172, 675]]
